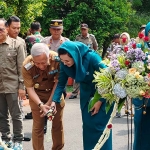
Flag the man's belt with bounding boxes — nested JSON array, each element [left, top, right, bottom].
[[34, 88, 51, 92]]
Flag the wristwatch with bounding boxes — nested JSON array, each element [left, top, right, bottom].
[[38, 102, 44, 108]]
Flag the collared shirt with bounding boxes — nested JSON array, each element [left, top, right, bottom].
[[25, 32, 44, 55], [22, 52, 60, 101], [76, 33, 98, 50], [0, 36, 25, 93], [41, 36, 69, 52], [16, 36, 27, 56]]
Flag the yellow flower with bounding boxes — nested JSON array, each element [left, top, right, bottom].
[[129, 68, 137, 74], [134, 72, 142, 79], [139, 90, 145, 96]]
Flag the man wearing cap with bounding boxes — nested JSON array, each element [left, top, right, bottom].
[[69, 23, 98, 99], [76, 23, 98, 50], [22, 43, 65, 150], [42, 19, 69, 52], [42, 19, 69, 100]]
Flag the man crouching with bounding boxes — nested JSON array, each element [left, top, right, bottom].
[[22, 43, 65, 150]]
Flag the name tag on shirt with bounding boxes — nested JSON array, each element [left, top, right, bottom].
[[24, 62, 33, 70]]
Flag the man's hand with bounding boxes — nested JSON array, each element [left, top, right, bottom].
[[45, 101, 52, 107], [40, 104, 50, 117], [90, 101, 102, 116], [18, 89, 26, 100]]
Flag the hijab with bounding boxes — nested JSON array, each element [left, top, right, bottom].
[[145, 22, 150, 37], [58, 41, 94, 82]]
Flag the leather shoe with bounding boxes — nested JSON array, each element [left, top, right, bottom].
[[25, 112, 32, 119], [23, 136, 31, 141], [69, 95, 77, 99]]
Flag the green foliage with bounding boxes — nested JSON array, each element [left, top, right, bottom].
[[118, 98, 126, 112], [0, 0, 45, 35], [39, 0, 133, 53], [132, 0, 150, 13], [126, 12, 150, 38], [88, 90, 101, 112]]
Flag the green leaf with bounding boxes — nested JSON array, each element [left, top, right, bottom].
[[88, 90, 101, 112], [105, 102, 111, 114], [117, 98, 126, 112]]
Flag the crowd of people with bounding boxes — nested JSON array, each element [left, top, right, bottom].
[[0, 14, 150, 150]]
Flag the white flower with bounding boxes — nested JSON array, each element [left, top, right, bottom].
[[115, 69, 128, 80], [113, 83, 127, 99]]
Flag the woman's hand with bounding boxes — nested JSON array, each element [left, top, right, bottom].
[[90, 101, 102, 116], [50, 101, 57, 114]]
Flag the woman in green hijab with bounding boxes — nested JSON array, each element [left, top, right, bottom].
[[50, 41, 113, 150]]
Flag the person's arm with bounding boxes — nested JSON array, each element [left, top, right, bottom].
[[26, 87, 50, 114], [52, 64, 68, 103], [92, 35, 98, 50], [45, 62, 59, 106], [22, 65, 50, 115], [17, 42, 26, 99], [50, 64, 68, 112]]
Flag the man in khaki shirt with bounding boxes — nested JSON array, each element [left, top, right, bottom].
[[0, 18, 25, 149], [22, 43, 65, 150], [6, 15, 31, 142], [6, 15, 27, 56], [41, 19, 69, 52], [42, 19, 69, 99], [76, 23, 98, 50]]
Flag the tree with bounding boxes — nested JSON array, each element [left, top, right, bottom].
[[126, 0, 150, 40], [132, 0, 150, 13], [39, 0, 133, 57], [0, 0, 45, 35]]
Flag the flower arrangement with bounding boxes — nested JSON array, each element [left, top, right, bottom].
[[90, 38, 150, 111], [90, 37, 150, 150]]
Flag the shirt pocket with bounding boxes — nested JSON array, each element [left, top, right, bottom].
[[6, 48, 17, 68]]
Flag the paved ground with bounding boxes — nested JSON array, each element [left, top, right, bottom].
[[19, 95, 134, 150]]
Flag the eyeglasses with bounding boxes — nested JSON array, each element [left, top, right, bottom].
[[0, 28, 5, 32]]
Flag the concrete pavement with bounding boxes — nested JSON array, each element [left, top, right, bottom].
[[22, 96, 134, 150]]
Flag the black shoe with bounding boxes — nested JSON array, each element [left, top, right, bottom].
[[23, 136, 31, 141], [25, 112, 32, 119], [69, 95, 77, 99]]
